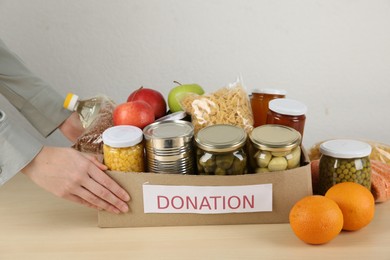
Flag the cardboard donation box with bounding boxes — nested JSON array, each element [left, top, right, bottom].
[[98, 152, 312, 228]]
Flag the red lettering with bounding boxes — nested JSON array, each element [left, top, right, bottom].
[[171, 196, 184, 209], [209, 196, 221, 210], [243, 195, 255, 209], [199, 197, 211, 210], [157, 196, 169, 209], [186, 196, 198, 209], [228, 196, 241, 209]]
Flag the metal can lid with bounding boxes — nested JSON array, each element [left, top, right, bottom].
[[195, 124, 247, 153], [102, 125, 143, 148], [269, 98, 307, 116], [251, 88, 287, 95], [320, 139, 372, 158], [155, 111, 187, 122], [143, 120, 194, 140], [249, 124, 301, 152]]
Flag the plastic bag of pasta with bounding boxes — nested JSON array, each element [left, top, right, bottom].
[[179, 77, 254, 134]]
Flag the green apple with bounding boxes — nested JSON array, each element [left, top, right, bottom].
[[168, 82, 205, 112]]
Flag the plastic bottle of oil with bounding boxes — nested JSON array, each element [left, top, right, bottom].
[[63, 92, 105, 128]]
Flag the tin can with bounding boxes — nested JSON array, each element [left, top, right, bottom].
[[143, 120, 195, 174], [195, 124, 248, 175], [248, 124, 301, 173], [102, 125, 145, 172], [318, 139, 372, 195]]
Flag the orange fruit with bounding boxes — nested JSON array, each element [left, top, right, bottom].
[[325, 182, 375, 231], [289, 195, 343, 245]]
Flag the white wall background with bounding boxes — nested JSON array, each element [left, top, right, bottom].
[[1, 0, 390, 149]]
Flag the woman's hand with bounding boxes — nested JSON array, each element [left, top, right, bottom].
[[59, 112, 84, 143], [21, 146, 130, 214]]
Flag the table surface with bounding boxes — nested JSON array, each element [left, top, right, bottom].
[[1, 174, 390, 260]]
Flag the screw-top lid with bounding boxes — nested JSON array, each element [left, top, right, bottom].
[[251, 88, 287, 95], [63, 93, 79, 111], [269, 98, 307, 116], [102, 125, 143, 148], [320, 139, 372, 158], [195, 124, 247, 153], [249, 124, 301, 152]]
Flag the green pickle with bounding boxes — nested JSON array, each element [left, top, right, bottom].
[[195, 124, 248, 176]]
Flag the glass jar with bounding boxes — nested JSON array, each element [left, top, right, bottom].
[[195, 124, 248, 175], [102, 125, 145, 172], [248, 124, 301, 173], [250, 89, 287, 127], [318, 139, 372, 195], [266, 98, 307, 141]]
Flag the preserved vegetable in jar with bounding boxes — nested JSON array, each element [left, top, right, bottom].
[[266, 98, 307, 141], [318, 139, 372, 195], [248, 124, 301, 173], [250, 88, 286, 127], [102, 125, 145, 172], [195, 124, 248, 175]]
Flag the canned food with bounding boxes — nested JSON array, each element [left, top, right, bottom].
[[143, 120, 195, 174], [102, 125, 145, 172], [195, 124, 248, 175], [248, 124, 301, 173], [318, 139, 372, 195]]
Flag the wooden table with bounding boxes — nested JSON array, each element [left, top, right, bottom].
[[1, 174, 389, 259]]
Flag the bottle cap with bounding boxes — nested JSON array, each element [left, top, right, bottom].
[[102, 125, 143, 148], [63, 93, 79, 111], [269, 98, 307, 116]]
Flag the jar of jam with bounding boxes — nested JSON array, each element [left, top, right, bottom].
[[250, 88, 287, 127], [195, 124, 248, 175], [248, 124, 301, 173], [266, 98, 307, 141], [102, 125, 145, 172], [318, 139, 372, 195]]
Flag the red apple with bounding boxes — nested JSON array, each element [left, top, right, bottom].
[[127, 87, 167, 119], [113, 101, 155, 129]]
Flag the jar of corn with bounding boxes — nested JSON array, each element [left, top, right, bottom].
[[102, 125, 145, 172]]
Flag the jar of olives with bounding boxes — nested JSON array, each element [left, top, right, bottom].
[[318, 139, 372, 195], [248, 124, 301, 173], [195, 124, 248, 175]]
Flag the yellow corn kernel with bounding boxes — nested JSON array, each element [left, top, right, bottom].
[[103, 143, 145, 172]]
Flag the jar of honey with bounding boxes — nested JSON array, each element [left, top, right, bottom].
[[266, 98, 307, 140], [250, 89, 287, 127]]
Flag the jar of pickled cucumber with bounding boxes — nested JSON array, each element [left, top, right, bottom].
[[248, 124, 302, 173], [195, 124, 248, 175], [318, 139, 372, 195], [102, 125, 145, 172]]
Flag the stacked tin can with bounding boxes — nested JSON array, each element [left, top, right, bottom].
[[143, 120, 195, 174]]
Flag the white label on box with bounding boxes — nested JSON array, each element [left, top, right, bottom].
[[142, 184, 272, 214]]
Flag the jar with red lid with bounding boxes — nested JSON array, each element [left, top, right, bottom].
[[266, 98, 307, 140], [250, 89, 287, 127]]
